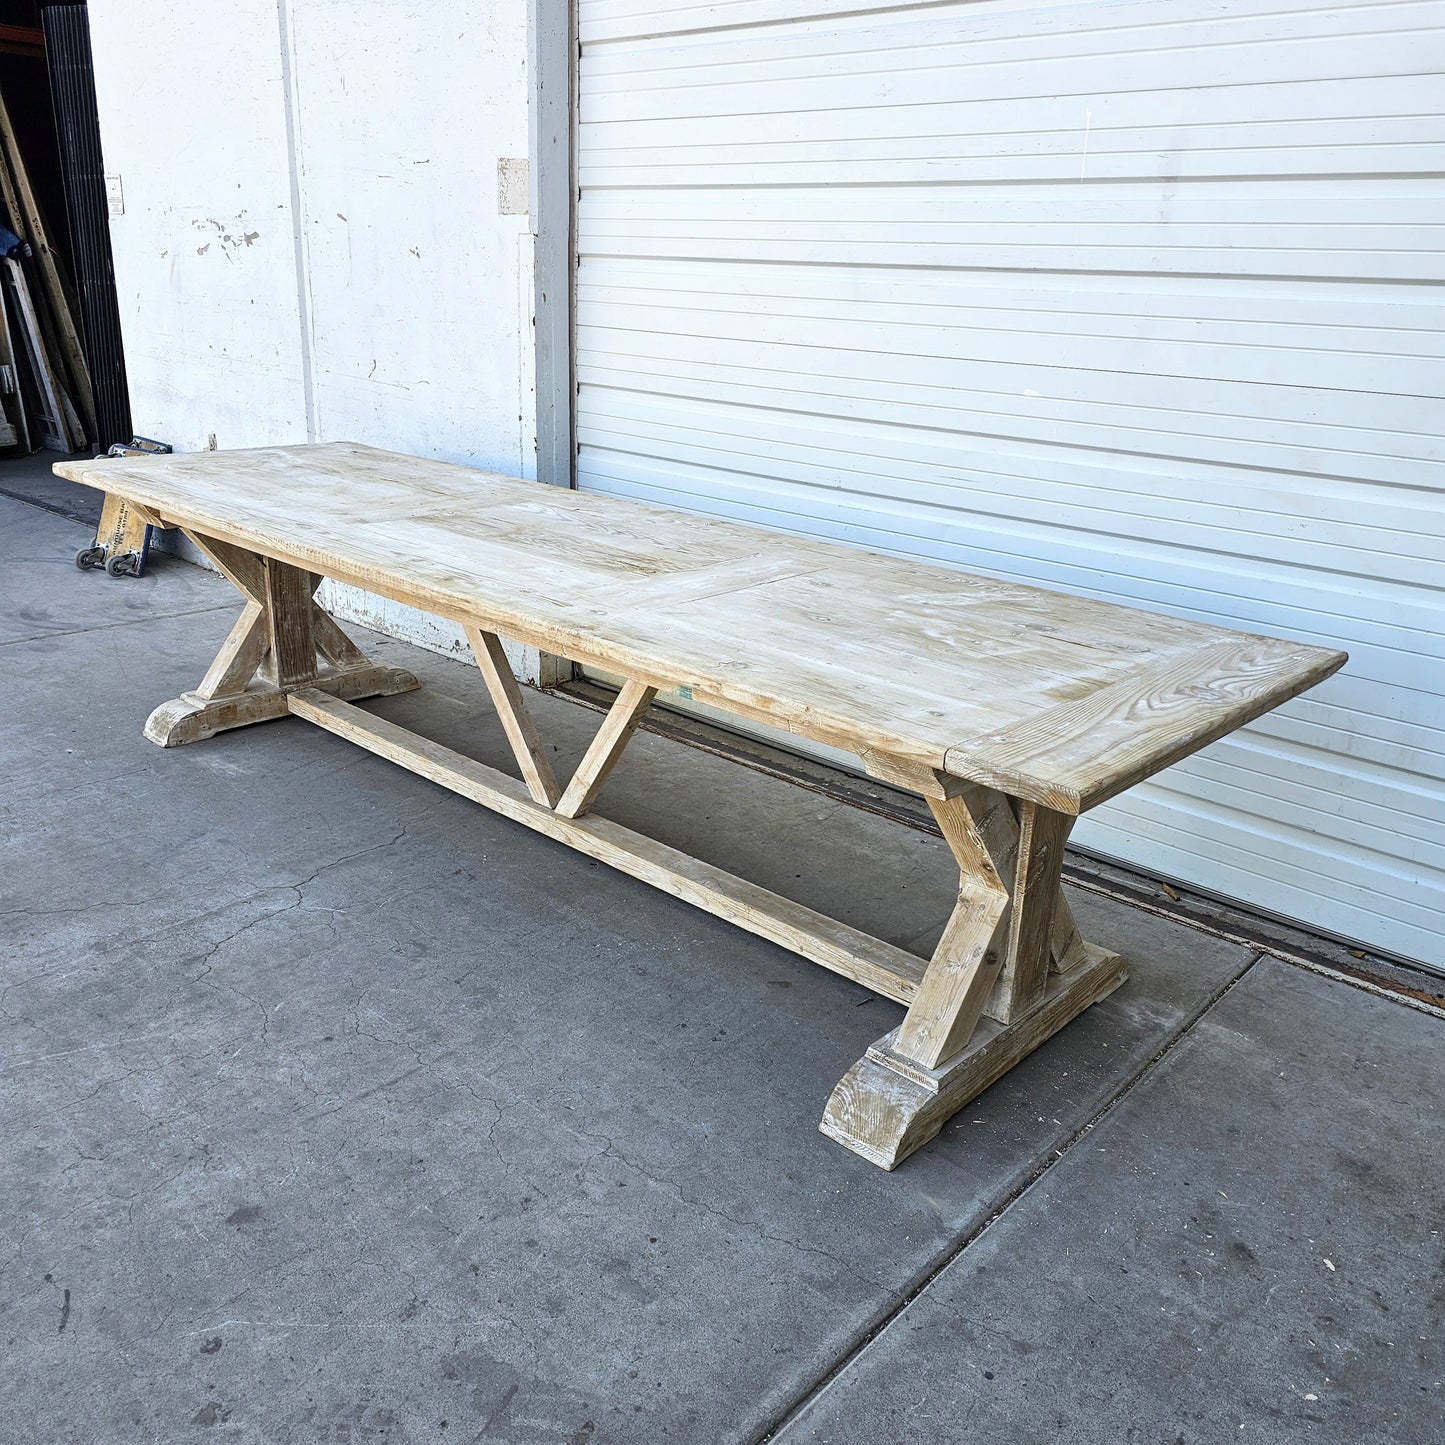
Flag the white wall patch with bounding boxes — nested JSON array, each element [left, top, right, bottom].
[[497, 157, 528, 216]]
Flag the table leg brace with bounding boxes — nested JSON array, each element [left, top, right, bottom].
[[143, 530, 419, 747], [822, 778, 1125, 1169]]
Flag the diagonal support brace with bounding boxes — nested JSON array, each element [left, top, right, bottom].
[[464, 623, 562, 808], [556, 678, 657, 819], [142, 531, 419, 747], [893, 791, 1013, 1069]]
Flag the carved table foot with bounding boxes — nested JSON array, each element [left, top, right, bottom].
[[821, 944, 1127, 1169]]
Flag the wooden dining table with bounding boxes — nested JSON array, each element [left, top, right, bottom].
[[56, 442, 1346, 1169]]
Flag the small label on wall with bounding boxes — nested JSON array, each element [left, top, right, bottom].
[[105, 174, 125, 216], [497, 158, 528, 217]]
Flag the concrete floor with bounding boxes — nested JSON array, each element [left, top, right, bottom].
[[0, 449, 99, 527], [2, 480, 1441, 1444]]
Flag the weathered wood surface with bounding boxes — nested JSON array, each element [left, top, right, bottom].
[[894, 791, 1012, 1069], [54, 442, 1346, 813], [287, 688, 931, 1006], [821, 946, 1128, 1170], [59, 443, 1348, 1171], [142, 528, 419, 747], [464, 624, 562, 808], [555, 677, 657, 819]]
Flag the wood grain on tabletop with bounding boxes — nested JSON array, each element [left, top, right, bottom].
[[55, 442, 1346, 812]]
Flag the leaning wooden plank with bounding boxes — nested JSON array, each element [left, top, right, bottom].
[[0, 88, 94, 439], [0, 114, 22, 233], [57, 387, 84, 452], [19, 245, 83, 449], [4, 258, 66, 450], [0, 278, 22, 448], [287, 688, 929, 1005]]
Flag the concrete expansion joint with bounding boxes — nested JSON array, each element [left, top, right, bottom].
[[750, 951, 1269, 1444]]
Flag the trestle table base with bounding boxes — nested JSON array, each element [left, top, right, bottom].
[[139, 525, 1125, 1170]]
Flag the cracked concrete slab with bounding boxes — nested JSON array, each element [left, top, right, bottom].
[[4, 497, 1264, 1443], [775, 958, 1445, 1445]]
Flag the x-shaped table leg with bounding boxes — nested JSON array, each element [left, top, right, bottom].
[[437, 669, 1124, 1172], [143, 530, 419, 747], [822, 765, 1126, 1168]]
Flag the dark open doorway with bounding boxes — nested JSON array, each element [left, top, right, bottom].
[[0, 0, 130, 458]]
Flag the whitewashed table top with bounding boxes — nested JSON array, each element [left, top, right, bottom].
[[57, 442, 1345, 811]]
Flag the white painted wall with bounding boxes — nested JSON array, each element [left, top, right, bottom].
[[88, 1, 308, 449], [87, 0, 539, 671]]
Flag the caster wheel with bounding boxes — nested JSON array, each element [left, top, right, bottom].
[[105, 551, 140, 578], [75, 546, 106, 570]]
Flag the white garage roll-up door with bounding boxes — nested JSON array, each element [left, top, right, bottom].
[[573, 0, 1445, 968]]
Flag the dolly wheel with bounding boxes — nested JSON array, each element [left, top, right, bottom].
[[74, 545, 106, 570], [105, 551, 141, 578]]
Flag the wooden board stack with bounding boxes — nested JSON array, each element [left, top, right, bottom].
[[0, 86, 92, 454]]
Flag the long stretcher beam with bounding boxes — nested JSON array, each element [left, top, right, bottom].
[[287, 687, 928, 1006]]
